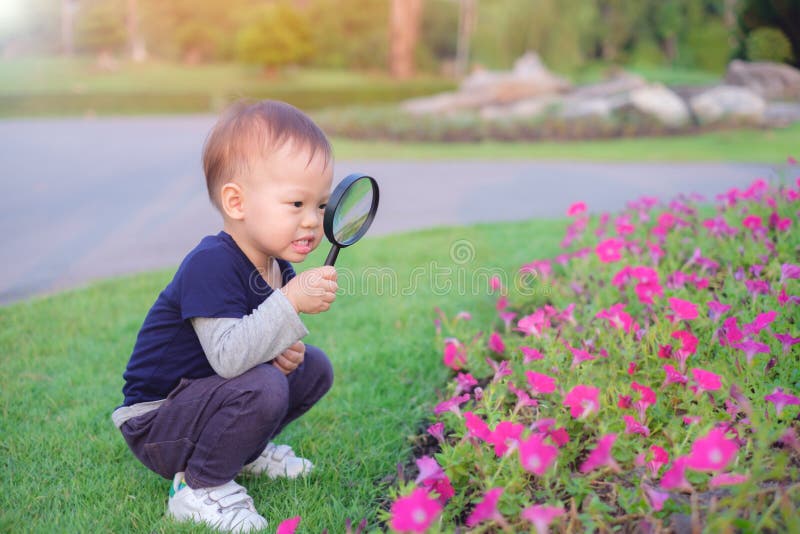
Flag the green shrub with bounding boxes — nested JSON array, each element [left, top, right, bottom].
[[235, 3, 314, 71], [746, 27, 794, 63], [683, 20, 732, 73]]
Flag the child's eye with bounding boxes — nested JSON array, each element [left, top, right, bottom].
[[319, 203, 327, 210], [292, 201, 303, 208]]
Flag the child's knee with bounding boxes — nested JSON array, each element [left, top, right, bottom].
[[232, 364, 290, 421], [304, 345, 334, 390]]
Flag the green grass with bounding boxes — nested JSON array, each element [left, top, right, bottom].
[[0, 218, 566, 533], [330, 122, 800, 163]]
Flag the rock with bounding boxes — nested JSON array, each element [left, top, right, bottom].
[[480, 95, 559, 120], [559, 97, 616, 120], [764, 101, 800, 127], [689, 85, 766, 125], [402, 91, 490, 115], [725, 59, 800, 101], [627, 84, 691, 128], [568, 71, 648, 100]]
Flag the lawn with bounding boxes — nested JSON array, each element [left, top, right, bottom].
[[330, 123, 800, 163], [0, 218, 566, 533]]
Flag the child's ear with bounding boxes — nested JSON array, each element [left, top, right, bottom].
[[220, 182, 245, 220]]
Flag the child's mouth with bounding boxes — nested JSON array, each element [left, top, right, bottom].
[[291, 238, 313, 254]]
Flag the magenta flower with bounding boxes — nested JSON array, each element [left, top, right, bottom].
[[647, 445, 669, 477], [433, 393, 470, 416], [596, 237, 625, 263], [488, 421, 524, 457], [596, 303, 637, 333], [671, 329, 698, 371], [520, 346, 545, 362], [732, 339, 771, 365], [455, 373, 478, 395], [642, 484, 670, 512], [489, 276, 502, 293], [463, 411, 491, 441], [709, 473, 749, 488], [516, 310, 547, 337], [690, 368, 722, 393], [774, 333, 800, 354], [631, 381, 657, 421], [390, 488, 442, 533], [764, 387, 800, 417], [486, 357, 512, 383], [743, 310, 777, 336], [668, 297, 699, 322], [718, 316, 744, 346], [707, 300, 731, 321], [488, 332, 505, 354], [635, 281, 664, 305], [276, 516, 301, 534], [662, 364, 688, 386], [466, 488, 506, 528], [518, 433, 559, 476], [414, 456, 454, 506], [427, 422, 445, 443], [660, 456, 692, 492], [442, 338, 466, 370], [781, 263, 800, 284], [579, 433, 619, 473], [623, 415, 650, 437], [745, 279, 771, 296], [526, 371, 556, 395], [563, 385, 600, 419], [520, 504, 565, 534], [685, 428, 739, 472], [567, 201, 587, 217], [508, 382, 539, 409], [567, 342, 597, 368]]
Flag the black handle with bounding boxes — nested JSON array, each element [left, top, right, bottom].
[[324, 244, 340, 266]]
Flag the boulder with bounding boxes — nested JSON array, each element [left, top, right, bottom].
[[689, 85, 766, 125], [627, 84, 691, 128], [568, 71, 648, 100], [461, 52, 572, 101], [480, 95, 559, 120], [725, 59, 800, 101]]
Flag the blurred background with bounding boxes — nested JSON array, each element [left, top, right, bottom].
[[0, 0, 797, 118]]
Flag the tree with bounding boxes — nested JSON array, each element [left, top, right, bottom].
[[389, 0, 423, 78], [235, 3, 314, 73], [739, 0, 800, 67]]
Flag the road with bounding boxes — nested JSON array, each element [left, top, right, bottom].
[[0, 115, 783, 305]]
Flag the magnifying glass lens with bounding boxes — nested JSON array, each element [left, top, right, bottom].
[[333, 179, 374, 244]]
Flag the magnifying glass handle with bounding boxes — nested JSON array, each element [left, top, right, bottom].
[[324, 244, 340, 267]]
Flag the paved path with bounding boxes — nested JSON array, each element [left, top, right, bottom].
[[0, 115, 783, 305]]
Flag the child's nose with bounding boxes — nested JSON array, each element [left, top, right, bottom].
[[301, 209, 321, 228]]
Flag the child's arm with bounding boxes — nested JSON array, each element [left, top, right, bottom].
[[191, 266, 337, 379]]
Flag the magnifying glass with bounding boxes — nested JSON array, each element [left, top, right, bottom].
[[323, 173, 380, 266]]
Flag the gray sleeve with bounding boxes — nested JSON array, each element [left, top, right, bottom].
[[191, 289, 309, 379]]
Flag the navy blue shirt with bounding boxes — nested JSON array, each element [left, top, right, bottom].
[[121, 231, 296, 406]]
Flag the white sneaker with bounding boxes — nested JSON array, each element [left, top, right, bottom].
[[167, 472, 268, 533], [241, 442, 314, 479]]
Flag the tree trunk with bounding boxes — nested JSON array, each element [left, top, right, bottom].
[[127, 0, 147, 62], [60, 0, 76, 56], [390, 0, 423, 79], [455, 0, 476, 78]]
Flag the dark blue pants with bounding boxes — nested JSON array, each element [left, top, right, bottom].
[[119, 345, 333, 488]]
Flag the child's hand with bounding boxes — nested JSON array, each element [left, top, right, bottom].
[[273, 341, 305, 375], [280, 266, 338, 314]]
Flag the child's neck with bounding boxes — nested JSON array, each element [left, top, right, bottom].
[[223, 221, 274, 275]]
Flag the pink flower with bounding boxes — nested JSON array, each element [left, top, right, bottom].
[[526, 371, 556, 395], [433, 393, 470, 416], [427, 422, 445, 443], [631, 381, 657, 420], [520, 346, 545, 362], [442, 338, 467, 371], [671, 330, 698, 371], [623, 415, 650, 437], [508, 382, 538, 409], [781, 263, 800, 284], [488, 332, 505, 354], [520, 504, 565, 534], [567, 342, 597, 368], [743, 310, 777, 336], [414, 456, 454, 506], [764, 387, 800, 417], [463, 411, 491, 441], [660, 456, 692, 491], [707, 300, 731, 321], [516, 311, 547, 337], [719, 317, 744, 346], [686, 428, 738, 472], [466, 488, 506, 528], [668, 297, 699, 322], [732, 339, 771, 365], [518, 433, 559, 476], [642, 484, 670, 512], [579, 433, 619, 473], [489, 276, 503, 292], [454, 372, 478, 395], [690, 368, 722, 393], [662, 364, 688, 387], [390, 488, 442, 533], [709, 473, 749, 488], [487, 421, 524, 457], [774, 333, 800, 354], [635, 281, 664, 305], [596, 303, 637, 333], [276, 516, 301, 534], [563, 385, 600, 419], [596, 237, 625, 263], [567, 201, 587, 217], [647, 445, 669, 477]]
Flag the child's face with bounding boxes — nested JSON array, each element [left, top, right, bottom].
[[238, 141, 333, 263]]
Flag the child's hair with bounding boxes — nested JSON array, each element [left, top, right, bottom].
[[202, 99, 333, 211]]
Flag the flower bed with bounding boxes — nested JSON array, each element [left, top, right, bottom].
[[386, 173, 800, 532]]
